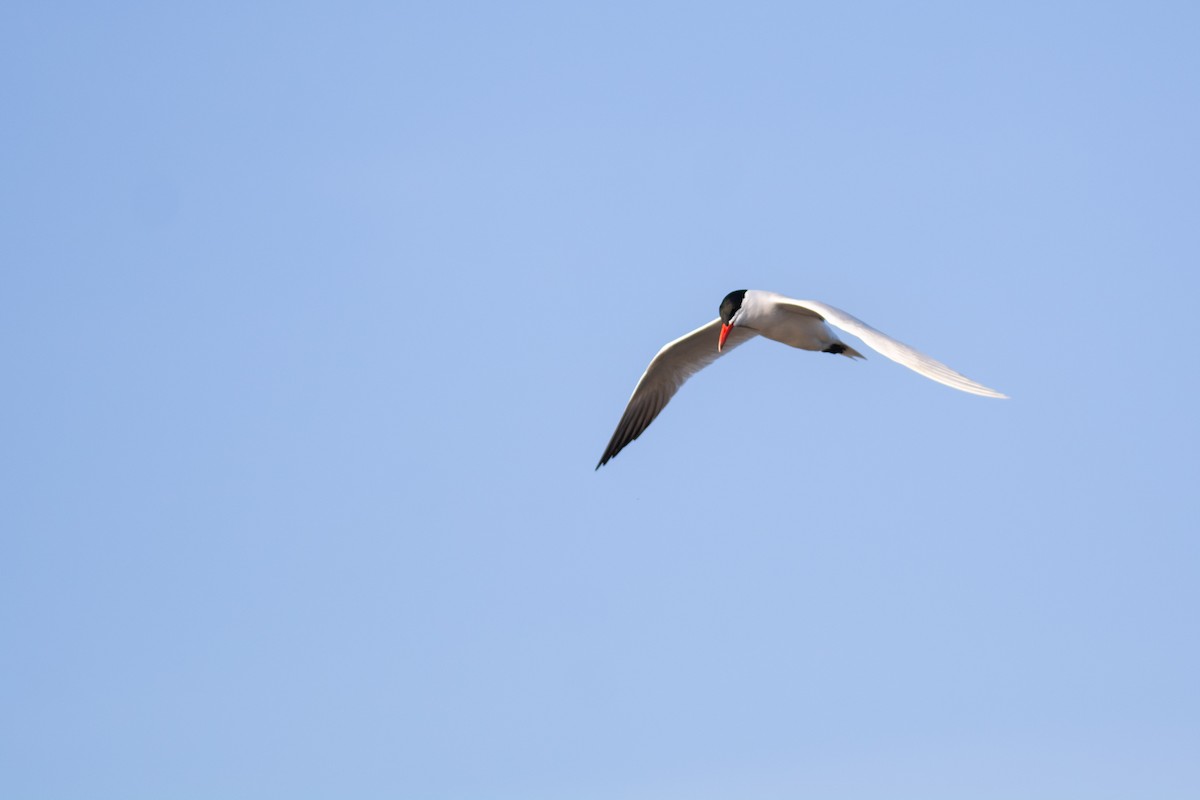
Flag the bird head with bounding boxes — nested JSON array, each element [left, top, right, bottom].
[[717, 289, 748, 352]]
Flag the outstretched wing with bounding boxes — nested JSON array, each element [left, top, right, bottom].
[[596, 319, 759, 468], [778, 298, 1008, 398]]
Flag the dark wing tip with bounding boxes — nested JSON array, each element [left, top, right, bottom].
[[595, 394, 661, 470], [595, 445, 620, 470], [595, 426, 631, 469], [595, 432, 621, 470]]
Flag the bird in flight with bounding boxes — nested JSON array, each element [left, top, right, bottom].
[[596, 289, 1007, 469]]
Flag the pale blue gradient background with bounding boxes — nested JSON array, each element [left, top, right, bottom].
[[3, 3, 1198, 798]]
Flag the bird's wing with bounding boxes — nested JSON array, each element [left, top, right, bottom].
[[776, 297, 1008, 398], [596, 319, 759, 468]]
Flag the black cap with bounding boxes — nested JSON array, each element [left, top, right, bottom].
[[719, 290, 748, 325]]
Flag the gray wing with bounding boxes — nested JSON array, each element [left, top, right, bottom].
[[778, 298, 1008, 398], [596, 319, 759, 468]]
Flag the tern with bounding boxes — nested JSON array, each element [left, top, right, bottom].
[[596, 289, 1007, 468]]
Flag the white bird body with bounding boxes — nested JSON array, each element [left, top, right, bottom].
[[731, 290, 864, 356], [596, 289, 1007, 469]]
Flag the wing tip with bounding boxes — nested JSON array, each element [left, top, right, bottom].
[[595, 442, 622, 469], [970, 386, 1009, 399]]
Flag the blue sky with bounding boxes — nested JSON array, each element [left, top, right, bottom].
[[3, 2, 1199, 798]]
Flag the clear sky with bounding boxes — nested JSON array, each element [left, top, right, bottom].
[[3, 2, 1198, 798]]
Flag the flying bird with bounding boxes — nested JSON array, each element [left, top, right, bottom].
[[596, 289, 1007, 468]]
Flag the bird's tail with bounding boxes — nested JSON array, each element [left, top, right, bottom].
[[823, 342, 866, 360]]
